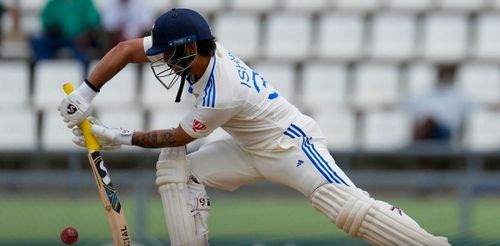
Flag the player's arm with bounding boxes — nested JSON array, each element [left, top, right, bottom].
[[72, 108, 236, 149], [59, 38, 151, 128], [73, 122, 196, 149], [131, 126, 196, 148], [130, 106, 236, 148], [88, 38, 149, 89]]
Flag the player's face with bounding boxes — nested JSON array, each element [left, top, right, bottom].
[[163, 50, 183, 75], [150, 42, 197, 91], [162, 44, 197, 75]]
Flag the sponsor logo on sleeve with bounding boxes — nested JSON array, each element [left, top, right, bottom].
[[192, 119, 207, 132]]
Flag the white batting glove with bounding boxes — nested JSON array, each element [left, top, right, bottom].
[[58, 81, 97, 128], [72, 117, 134, 150]]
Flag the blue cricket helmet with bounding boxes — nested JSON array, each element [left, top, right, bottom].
[[146, 8, 214, 56]]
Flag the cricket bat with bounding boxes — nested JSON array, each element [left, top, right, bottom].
[[63, 82, 131, 246]]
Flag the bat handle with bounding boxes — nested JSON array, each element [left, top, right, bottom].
[[63, 82, 101, 151]]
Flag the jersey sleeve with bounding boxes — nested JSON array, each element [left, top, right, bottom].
[[180, 107, 237, 139], [143, 36, 163, 62]]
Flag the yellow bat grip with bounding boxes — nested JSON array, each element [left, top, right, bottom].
[[63, 82, 101, 151]]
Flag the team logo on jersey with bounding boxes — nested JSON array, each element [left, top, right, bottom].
[[192, 119, 207, 132]]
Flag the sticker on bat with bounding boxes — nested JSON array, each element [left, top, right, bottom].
[[91, 152, 122, 213]]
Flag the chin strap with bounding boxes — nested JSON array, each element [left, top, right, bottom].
[[175, 75, 186, 103]]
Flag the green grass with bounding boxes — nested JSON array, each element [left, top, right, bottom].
[[0, 194, 499, 245]]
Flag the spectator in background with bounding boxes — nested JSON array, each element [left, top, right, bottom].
[[0, 1, 6, 47], [405, 64, 475, 144], [101, 0, 154, 51], [0, 0, 22, 47], [30, 0, 101, 70]]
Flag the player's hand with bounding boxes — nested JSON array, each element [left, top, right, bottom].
[[58, 81, 98, 128], [72, 117, 134, 150], [58, 92, 92, 128]]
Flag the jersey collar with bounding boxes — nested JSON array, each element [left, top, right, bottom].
[[188, 54, 216, 98]]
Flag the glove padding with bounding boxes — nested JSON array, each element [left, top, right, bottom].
[[72, 117, 134, 150], [58, 91, 92, 128]]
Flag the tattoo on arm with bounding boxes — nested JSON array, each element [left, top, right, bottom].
[[131, 129, 178, 148]]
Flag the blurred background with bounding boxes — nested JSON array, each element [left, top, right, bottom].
[[1, 0, 500, 245]]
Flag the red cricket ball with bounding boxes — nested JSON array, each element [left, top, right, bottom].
[[60, 226, 79, 245]]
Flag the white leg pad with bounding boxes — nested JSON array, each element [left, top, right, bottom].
[[156, 147, 210, 246], [311, 184, 450, 246]]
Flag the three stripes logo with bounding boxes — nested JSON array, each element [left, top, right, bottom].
[[284, 124, 349, 186], [91, 152, 122, 213]]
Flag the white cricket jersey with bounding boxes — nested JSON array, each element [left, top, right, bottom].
[[143, 37, 302, 150]]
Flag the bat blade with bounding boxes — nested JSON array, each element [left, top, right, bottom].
[[63, 82, 131, 246], [88, 150, 131, 246]]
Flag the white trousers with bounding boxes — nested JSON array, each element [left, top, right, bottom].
[[188, 120, 354, 197]]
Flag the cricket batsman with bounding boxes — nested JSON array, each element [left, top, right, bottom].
[[58, 8, 450, 246]]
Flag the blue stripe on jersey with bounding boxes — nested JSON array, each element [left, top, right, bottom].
[[304, 137, 348, 185], [290, 124, 306, 136], [301, 136, 336, 183], [286, 127, 301, 139], [268, 92, 279, 100], [287, 126, 335, 183], [210, 75, 216, 108], [202, 77, 211, 107], [283, 131, 295, 139], [298, 137, 332, 183], [202, 78, 211, 107], [285, 124, 348, 186], [202, 55, 217, 108]]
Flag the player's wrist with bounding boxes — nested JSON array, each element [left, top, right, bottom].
[[76, 80, 99, 103], [117, 128, 134, 145]]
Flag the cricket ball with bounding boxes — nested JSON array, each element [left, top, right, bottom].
[[60, 226, 79, 245]]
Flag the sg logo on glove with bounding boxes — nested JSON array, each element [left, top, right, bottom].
[[66, 104, 78, 114]]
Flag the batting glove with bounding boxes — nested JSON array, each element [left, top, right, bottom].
[[58, 81, 97, 128], [72, 117, 134, 150]]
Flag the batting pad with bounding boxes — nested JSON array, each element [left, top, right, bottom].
[[156, 147, 209, 246], [311, 184, 450, 246]]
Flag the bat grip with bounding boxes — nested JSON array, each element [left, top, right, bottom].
[[63, 82, 101, 151]]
